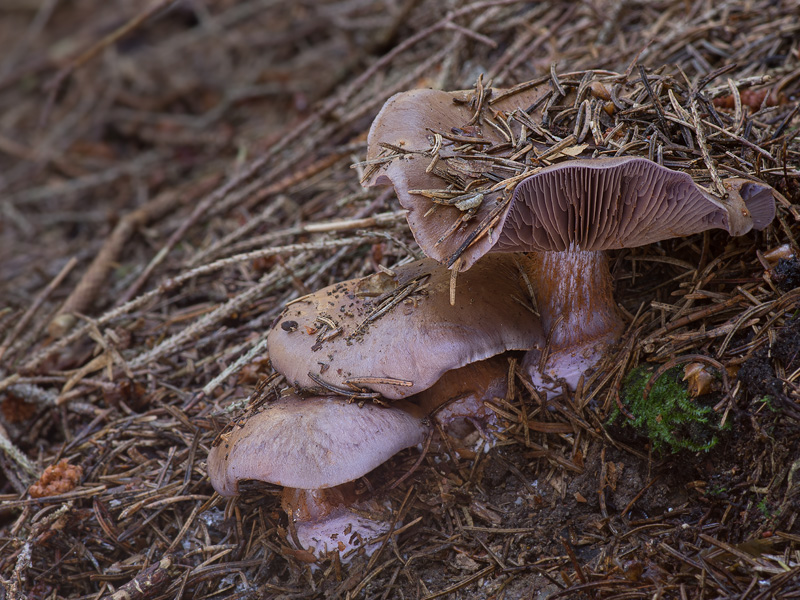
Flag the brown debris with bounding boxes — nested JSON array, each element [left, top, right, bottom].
[[102, 555, 175, 600], [713, 88, 786, 110], [28, 460, 83, 498], [0, 394, 37, 423], [683, 362, 715, 397]]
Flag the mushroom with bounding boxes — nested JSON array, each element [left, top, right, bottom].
[[364, 86, 777, 394], [210, 253, 541, 561], [267, 254, 542, 400], [502, 157, 776, 393], [412, 354, 511, 443], [207, 392, 429, 559], [208, 356, 518, 560]]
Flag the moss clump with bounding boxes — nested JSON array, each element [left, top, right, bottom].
[[611, 366, 723, 453]]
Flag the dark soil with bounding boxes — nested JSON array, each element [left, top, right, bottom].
[[772, 258, 800, 292]]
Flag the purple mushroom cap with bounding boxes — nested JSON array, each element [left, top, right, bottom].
[[207, 393, 429, 496], [267, 254, 543, 400], [364, 88, 777, 268]]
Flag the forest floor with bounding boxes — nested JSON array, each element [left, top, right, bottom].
[[0, 1, 799, 598]]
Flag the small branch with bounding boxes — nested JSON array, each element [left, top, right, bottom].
[[40, 0, 178, 127], [100, 555, 174, 600], [690, 97, 726, 197], [0, 421, 37, 478], [117, 174, 222, 304], [48, 186, 184, 338], [202, 336, 270, 397], [128, 254, 308, 369]]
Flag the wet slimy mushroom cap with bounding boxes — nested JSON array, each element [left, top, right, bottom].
[[267, 254, 543, 400]]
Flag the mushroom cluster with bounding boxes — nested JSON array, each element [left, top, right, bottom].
[[208, 73, 778, 562], [208, 254, 543, 559], [363, 83, 777, 395]]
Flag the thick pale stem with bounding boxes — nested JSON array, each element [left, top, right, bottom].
[[520, 249, 624, 395], [282, 484, 356, 524], [524, 249, 623, 349], [281, 484, 390, 560]]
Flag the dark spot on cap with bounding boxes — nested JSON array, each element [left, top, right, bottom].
[[281, 320, 298, 332]]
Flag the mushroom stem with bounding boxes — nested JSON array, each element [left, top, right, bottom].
[[282, 484, 357, 524], [521, 249, 624, 394], [281, 484, 391, 560], [412, 355, 510, 441], [525, 249, 623, 350]]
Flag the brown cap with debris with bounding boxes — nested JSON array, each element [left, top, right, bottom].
[[207, 393, 428, 496], [363, 86, 550, 270], [364, 88, 776, 269], [266, 254, 542, 400]]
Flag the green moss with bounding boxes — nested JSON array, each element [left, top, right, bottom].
[[758, 395, 779, 412], [706, 484, 728, 497], [610, 366, 723, 453], [757, 497, 780, 519]]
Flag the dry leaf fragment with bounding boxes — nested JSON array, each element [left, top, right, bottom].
[[763, 243, 794, 263], [551, 143, 589, 158], [684, 363, 714, 397]]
